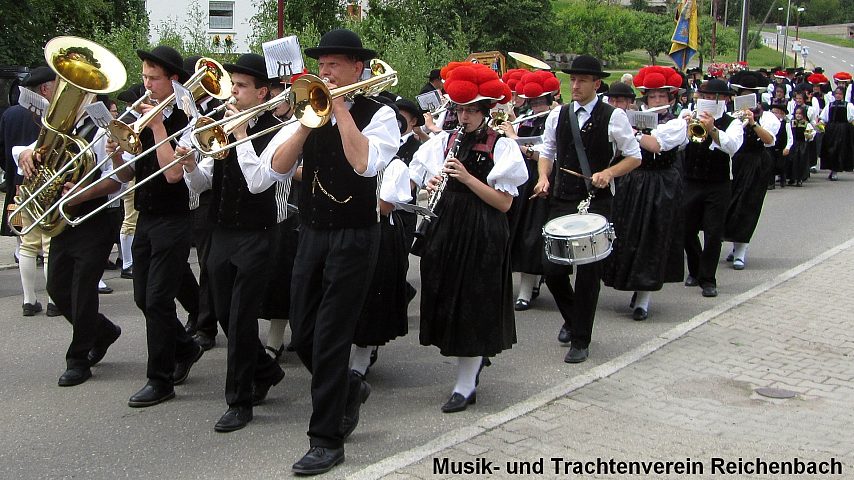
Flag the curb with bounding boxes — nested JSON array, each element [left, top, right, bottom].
[[348, 236, 854, 480]]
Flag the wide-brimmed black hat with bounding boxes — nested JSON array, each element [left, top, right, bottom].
[[21, 66, 56, 87], [729, 70, 768, 91], [304, 29, 376, 61], [183, 55, 202, 79], [117, 82, 146, 103], [813, 66, 825, 74], [137, 45, 189, 82], [395, 98, 425, 127], [769, 101, 788, 114], [698, 79, 733, 96], [606, 81, 636, 99], [686, 67, 702, 75], [561, 55, 610, 78], [427, 69, 441, 81], [224, 53, 269, 82]]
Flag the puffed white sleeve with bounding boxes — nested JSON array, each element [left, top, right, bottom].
[[759, 111, 781, 146], [784, 122, 794, 150], [486, 136, 528, 196], [379, 158, 413, 205], [652, 117, 687, 151], [539, 107, 562, 162], [714, 118, 743, 156], [357, 105, 401, 178], [184, 155, 213, 194], [409, 130, 449, 188]]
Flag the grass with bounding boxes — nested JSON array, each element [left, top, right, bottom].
[[716, 44, 788, 68], [794, 32, 854, 49]]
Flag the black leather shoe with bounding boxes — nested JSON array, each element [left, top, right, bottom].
[[120, 266, 133, 279], [251, 367, 285, 406], [292, 446, 345, 475], [104, 259, 118, 270], [193, 332, 216, 351], [214, 406, 253, 432], [441, 391, 476, 413], [340, 372, 371, 439], [46, 303, 61, 317], [532, 279, 542, 300], [184, 319, 197, 335], [128, 382, 175, 408], [88, 324, 122, 366], [22, 301, 42, 317], [632, 307, 648, 321], [701, 285, 718, 297], [629, 291, 637, 308], [514, 299, 530, 311], [684, 276, 699, 287], [557, 324, 571, 344], [564, 346, 589, 363], [98, 285, 113, 294], [173, 343, 203, 385], [58, 367, 92, 387]]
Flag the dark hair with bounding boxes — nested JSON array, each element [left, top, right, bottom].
[[475, 99, 492, 115], [142, 59, 181, 79]]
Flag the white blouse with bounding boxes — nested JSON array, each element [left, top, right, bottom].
[[651, 117, 688, 152]]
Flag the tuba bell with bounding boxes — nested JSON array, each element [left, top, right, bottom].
[[10, 36, 127, 237]]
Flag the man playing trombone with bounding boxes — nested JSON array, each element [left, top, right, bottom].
[[107, 46, 204, 408], [178, 53, 289, 432]]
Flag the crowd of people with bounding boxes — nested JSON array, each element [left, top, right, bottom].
[[1, 27, 854, 475]]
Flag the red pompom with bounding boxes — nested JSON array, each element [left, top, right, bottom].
[[808, 73, 829, 84], [445, 81, 479, 104], [522, 83, 544, 98], [479, 79, 506, 99], [543, 76, 560, 92], [448, 65, 478, 83], [645, 72, 666, 89]]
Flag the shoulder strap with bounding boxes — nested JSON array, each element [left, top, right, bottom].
[[568, 105, 593, 193]]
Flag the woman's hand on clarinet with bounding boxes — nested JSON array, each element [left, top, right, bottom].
[[443, 157, 472, 185], [425, 174, 443, 193]]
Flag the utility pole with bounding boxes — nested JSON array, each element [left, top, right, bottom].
[[712, 0, 719, 60], [781, 0, 791, 68], [738, 0, 750, 62]]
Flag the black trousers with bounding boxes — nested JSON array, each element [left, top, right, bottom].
[[207, 227, 282, 408], [47, 211, 118, 369], [176, 262, 199, 323], [542, 196, 611, 349], [133, 212, 197, 386], [290, 224, 380, 449], [683, 180, 731, 288], [191, 201, 217, 337]]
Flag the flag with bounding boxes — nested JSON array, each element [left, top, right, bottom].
[[669, 0, 699, 71]]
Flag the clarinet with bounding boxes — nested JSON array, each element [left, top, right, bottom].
[[415, 124, 466, 237]]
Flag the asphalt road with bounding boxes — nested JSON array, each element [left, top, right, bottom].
[[2, 173, 854, 479], [760, 31, 854, 72]]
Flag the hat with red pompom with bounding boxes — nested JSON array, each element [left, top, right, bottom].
[[832, 72, 852, 82], [633, 65, 682, 92], [515, 70, 561, 99], [441, 61, 512, 106], [772, 70, 787, 79], [501, 69, 528, 93], [808, 73, 829, 85]]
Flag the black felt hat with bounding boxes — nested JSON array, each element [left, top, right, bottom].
[[117, 82, 146, 103], [427, 68, 441, 81], [21, 66, 56, 87], [729, 70, 768, 91], [698, 79, 734, 96], [561, 55, 610, 78], [606, 81, 636, 99], [304, 29, 376, 61], [769, 101, 788, 114], [813, 66, 824, 74], [395, 98, 425, 127], [224, 53, 269, 82], [137, 45, 189, 82], [183, 55, 202, 79]]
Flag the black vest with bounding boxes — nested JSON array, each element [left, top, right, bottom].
[[774, 120, 789, 152], [738, 120, 765, 155], [210, 110, 279, 229], [299, 96, 384, 229], [134, 109, 190, 215], [683, 114, 735, 182], [640, 114, 679, 170], [792, 122, 807, 143], [517, 114, 547, 138], [829, 102, 848, 123], [397, 134, 421, 166], [74, 117, 109, 217], [554, 101, 616, 200], [445, 126, 498, 194]]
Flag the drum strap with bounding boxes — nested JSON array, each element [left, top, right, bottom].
[[568, 108, 594, 194]]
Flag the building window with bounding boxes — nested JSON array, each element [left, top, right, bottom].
[[209, 1, 234, 30]]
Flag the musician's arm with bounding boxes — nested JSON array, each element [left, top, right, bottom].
[[271, 124, 309, 175], [595, 110, 641, 186], [342, 105, 400, 177], [533, 109, 560, 197], [150, 122, 184, 183], [11, 140, 37, 178]]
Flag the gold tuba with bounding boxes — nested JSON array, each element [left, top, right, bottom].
[[10, 36, 127, 237]]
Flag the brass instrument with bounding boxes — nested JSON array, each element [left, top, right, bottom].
[[10, 36, 127, 237], [508, 52, 551, 71], [108, 57, 232, 154], [289, 59, 398, 128], [687, 111, 707, 143], [511, 108, 554, 125], [415, 124, 466, 237]]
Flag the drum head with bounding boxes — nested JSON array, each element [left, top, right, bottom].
[[544, 213, 607, 236]]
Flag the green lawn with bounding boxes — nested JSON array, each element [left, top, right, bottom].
[[794, 32, 854, 49]]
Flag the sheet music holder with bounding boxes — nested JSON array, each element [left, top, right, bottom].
[[416, 90, 443, 112], [514, 136, 543, 146], [262, 36, 304, 79], [393, 202, 438, 218], [733, 93, 758, 112], [17, 86, 48, 118], [84, 102, 114, 129], [626, 110, 658, 131]]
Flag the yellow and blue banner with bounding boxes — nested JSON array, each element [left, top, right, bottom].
[[669, 0, 699, 71]]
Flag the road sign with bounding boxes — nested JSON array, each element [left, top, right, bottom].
[[802, 46, 810, 57], [792, 42, 802, 52]]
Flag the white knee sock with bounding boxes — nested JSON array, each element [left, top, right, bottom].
[[43, 257, 52, 305], [350, 345, 372, 376], [634, 291, 651, 311], [266, 318, 288, 351], [19, 254, 37, 305], [99, 279, 108, 289], [120, 234, 134, 269], [453, 356, 482, 396], [733, 242, 748, 261], [517, 273, 537, 302]]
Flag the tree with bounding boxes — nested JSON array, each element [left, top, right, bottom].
[[553, 0, 638, 61], [635, 12, 674, 64]]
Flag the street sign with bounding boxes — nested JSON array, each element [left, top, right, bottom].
[[802, 46, 810, 57], [792, 42, 802, 52]]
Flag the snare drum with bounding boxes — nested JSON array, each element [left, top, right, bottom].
[[542, 213, 615, 265]]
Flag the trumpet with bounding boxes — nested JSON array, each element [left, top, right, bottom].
[[687, 111, 707, 143], [108, 57, 232, 154], [289, 59, 398, 129]]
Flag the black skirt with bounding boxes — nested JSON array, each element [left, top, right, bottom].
[[724, 149, 773, 243], [507, 157, 549, 274], [353, 212, 409, 346], [259, 215, 299, 320], [419, 190, 516, 357], [603, 166, 684, 291], [820, 123, 854, 172], [786, 142, 810, 182]]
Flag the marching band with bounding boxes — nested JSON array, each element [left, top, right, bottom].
[[6, 28, 854, 476]]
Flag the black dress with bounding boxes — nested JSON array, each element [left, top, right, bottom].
[[507, 115, 549, 274], [419, 128, 519, 357], [724, 122, 774, 243], [820, 102, 854, 172], [787, 123, 811, 182], [604, 116, 684, 292]]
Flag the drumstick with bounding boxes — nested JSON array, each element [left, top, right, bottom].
[[560, 167, 593, 180]]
